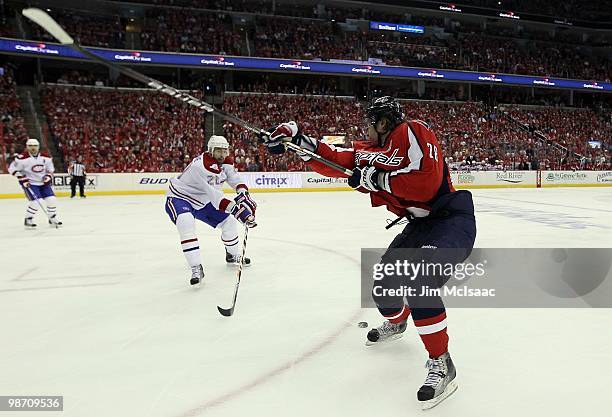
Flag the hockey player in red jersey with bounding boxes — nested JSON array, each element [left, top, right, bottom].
[[262, 96, 476, 409]]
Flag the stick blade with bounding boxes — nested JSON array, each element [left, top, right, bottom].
[[217, 305, 234, 317], [22, 8, 74, 44]]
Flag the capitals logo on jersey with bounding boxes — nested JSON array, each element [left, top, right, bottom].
[[355, 145, 405, 167]]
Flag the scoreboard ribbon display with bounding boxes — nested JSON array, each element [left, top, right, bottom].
[[1, 38, 610, 92]]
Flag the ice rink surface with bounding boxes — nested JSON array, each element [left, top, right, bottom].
[[1, 187, 612, 417]]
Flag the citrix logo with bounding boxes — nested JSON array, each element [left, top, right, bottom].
[[52, 175, 97, 186], [255, 175, 288, 186]]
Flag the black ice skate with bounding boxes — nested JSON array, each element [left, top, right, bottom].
[[190, 264, 204, 286], [226, 251, 251, 267], [366, 319, 408, 346], [24, 218, 37, 229], [417, 351, 458, 410]]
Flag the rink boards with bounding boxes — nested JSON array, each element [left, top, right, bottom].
[[0, 170, 611, 198]]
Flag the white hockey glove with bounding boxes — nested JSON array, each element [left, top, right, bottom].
[[348, 166, 384, 192]]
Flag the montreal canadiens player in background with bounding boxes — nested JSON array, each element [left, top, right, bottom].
[[262, 97, 476, 409], [9, 138, 62, 228], [165, 135, 257, 286]]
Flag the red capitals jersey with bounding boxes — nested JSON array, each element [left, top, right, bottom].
[[308, 120, 455, 217]]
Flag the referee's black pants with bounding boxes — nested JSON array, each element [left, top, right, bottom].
[[70, 175, 86, 197]]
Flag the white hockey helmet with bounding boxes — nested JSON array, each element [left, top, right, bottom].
[[207, 135, 229, 153], [26, 138, 40, 154]]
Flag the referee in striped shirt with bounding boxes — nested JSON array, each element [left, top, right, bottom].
[[69, 158, 86, 198]]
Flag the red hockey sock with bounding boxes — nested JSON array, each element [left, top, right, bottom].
[[413, 311, 448, 358]]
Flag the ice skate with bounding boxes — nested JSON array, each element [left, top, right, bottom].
[[48, 214, 63, 227], [226, 251, 251, 267], [417, 351, 458, 410], [365, 319, 407, 346], [24, 218, 37, 229], [190, 264, 204, 286]]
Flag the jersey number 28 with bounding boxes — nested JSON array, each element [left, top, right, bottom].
[[426, 143, 439, 162]]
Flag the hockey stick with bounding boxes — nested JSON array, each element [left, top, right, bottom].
[[217, 225, 250, 317], [22, 8, 353, 177], [23, 185, 58, 228]]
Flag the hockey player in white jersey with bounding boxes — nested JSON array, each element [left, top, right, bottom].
[[8, 138, 62, 228], [165, 135, 257, 286]]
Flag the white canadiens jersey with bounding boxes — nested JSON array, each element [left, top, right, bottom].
[[8, 152, 55, 186], [167, 153, 247, 210]]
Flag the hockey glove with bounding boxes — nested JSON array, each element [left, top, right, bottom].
[[43, 174, 52, 186], [230, 201, 257, 228], [234, 189, 257, 214], [262, 122, 318, 160], [348, 166, 382, 192], [17, 175, 30, 188], [261, 121, 299, 154]]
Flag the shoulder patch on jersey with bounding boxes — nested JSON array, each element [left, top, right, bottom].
[[40, 151, 51, 158], [222, 156, 235, 166], [16, 153, 29, 160], [202, 153, 222, 174]]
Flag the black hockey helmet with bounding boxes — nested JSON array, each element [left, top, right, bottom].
[[365, 96, 405, 128]]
